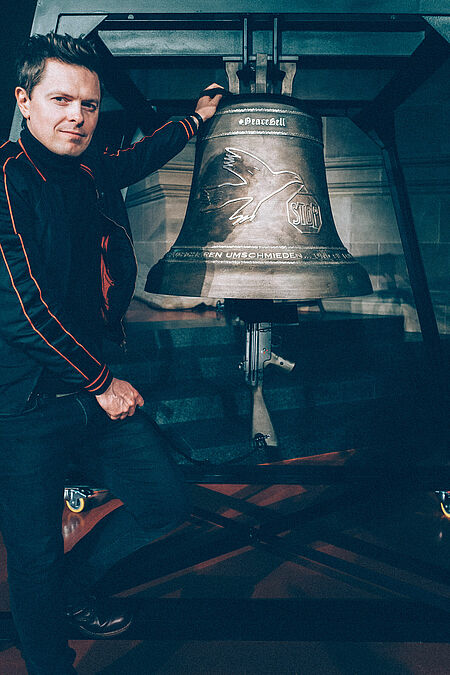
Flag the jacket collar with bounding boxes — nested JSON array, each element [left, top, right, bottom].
[[19, 126, 83, 181]]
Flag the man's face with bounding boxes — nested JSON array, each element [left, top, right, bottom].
[[15, 58, 100, 157]]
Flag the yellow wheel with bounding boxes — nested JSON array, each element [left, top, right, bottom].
[[440, 500, 450, 519], [65, 496, 85, 513]]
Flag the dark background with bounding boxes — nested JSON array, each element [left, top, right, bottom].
[[0, 0, 36, 140]]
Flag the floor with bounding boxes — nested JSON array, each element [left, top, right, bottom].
[[0, 301, 449, 674], [1, 467, 450, 674]]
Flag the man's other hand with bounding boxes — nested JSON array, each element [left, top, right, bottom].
[[95, 377, 144, 420], [195, 83, 224, 122]]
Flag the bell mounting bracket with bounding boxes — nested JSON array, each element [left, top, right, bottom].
[[223, 17, 298, 96]]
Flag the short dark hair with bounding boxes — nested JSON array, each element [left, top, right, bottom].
[[16, 32, 102, 97]]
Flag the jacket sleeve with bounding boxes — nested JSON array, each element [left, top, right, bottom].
[[0, 156, 113, 395], [100, 116, 200, 189]]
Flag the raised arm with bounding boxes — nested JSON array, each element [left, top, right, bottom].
[[100, 84, 224, 189]]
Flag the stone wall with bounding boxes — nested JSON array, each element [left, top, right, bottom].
[[126, 59, 449, 333], [126, 138, 196, 303], [323, 58, 450, 333]]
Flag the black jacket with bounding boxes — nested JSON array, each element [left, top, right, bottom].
[[0, 115, 199, 414]]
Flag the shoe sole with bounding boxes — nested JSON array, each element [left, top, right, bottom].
[[73, 617, 133, 639]]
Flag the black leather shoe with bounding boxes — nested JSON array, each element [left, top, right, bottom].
[[66, 595, 133, 638]]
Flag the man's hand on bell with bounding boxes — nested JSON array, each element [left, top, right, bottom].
[[195, 83, 224, 122], [95, 377, 144, 420]]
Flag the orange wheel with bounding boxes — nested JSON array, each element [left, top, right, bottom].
[[440, 500, 450, 519], [65, 496, 85, 513]]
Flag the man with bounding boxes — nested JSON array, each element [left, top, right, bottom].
[[0, 32, 222, 674]]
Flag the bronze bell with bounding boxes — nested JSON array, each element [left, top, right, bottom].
[[145, 95, 373, 300]]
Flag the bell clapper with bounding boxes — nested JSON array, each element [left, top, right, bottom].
[[252, 381, 278, 448], [242, 314, 294, 452]]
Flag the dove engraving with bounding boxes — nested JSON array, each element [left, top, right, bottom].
[[199, 147, 309, 226]]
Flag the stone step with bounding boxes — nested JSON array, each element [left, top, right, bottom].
[[123, 320, 241, 352], [135, 368, 381, 426], [107, 345, 405, 392], [103, 313, 407, 428], [121, 312, 404, 358], [107, 314, 405, 388], [155, 397, 412, 465], [106, 351, 243, 385]]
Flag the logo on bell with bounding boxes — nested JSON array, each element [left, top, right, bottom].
[[287, 191, 322, 234], [238, 117, 286, 127]]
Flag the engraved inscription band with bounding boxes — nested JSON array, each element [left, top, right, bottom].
[[165, 247, 354, 265]]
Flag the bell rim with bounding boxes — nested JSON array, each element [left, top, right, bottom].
[[146, 258, 373, 301]]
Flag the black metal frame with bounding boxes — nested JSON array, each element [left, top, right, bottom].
[[59, 477, 450, 641], [5, 1, 449, 644]]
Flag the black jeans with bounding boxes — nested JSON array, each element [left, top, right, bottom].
[[0, 391, 189, 674]]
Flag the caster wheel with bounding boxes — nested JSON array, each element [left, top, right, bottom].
[[64, 486, 111, 513], [436, 491, 450, 519], [64, 487, 92, 513], [65, 496, 85, 513], [440, 498, 450, 519]]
